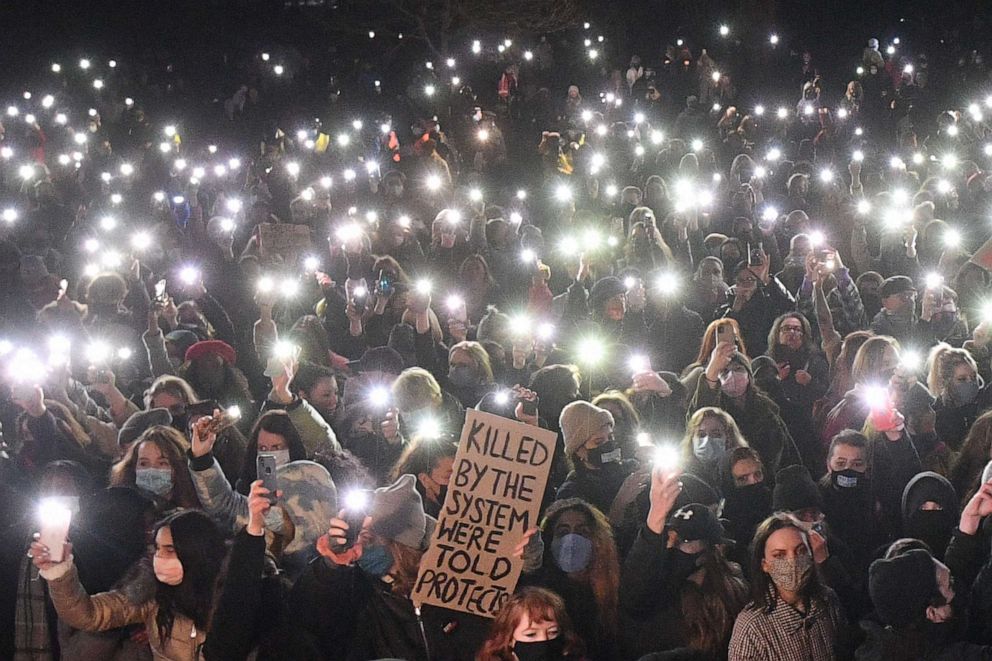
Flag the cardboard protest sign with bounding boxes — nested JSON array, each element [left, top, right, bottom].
[[412, 410, 557, 618], [258, 222, 312, 265]]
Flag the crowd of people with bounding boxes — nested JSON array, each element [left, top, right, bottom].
[[6, 15, 992, 661]]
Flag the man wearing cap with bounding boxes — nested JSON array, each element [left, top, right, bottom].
[[870, 275, 925, 344], [857, 547, 991, 659]]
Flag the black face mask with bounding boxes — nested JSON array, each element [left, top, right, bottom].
[[435, 484, 449, 504], [670, 548, 705, 581], [513, 637, 565, 661], [587, 440, 622, 466], [725, 482, 772, 523], [830, 468, 866, 490], [906, 509, 956, 557]]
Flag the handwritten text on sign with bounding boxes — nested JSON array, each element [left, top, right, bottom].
[[412, 410, 556, 617]]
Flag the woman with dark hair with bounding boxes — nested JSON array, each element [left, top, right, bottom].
[[110, 426, 201, 510], [30, 509, 228, 660], [235, 410, 308, 494], [680, 318, 748, 394], [728, 513, 846, 660], [765, 312, 829, 413], [948, 410, 992, 505], [530, 498, 621, 661], [390, 435, 457, 517], [459, 253, 506, 323], [621, 466, 749, 659], [476, 587, 587, 661]]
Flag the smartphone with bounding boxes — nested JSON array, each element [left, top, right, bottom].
[[334, 490, 371, 552], [519, 395, 539, 417], [154, 279, 168, 306], [205, 407, 242, 435], [376, 269, 394, 297], [38, 499, 72, 563], [748, 242, 764, 266], [256, 454, 279, 504]]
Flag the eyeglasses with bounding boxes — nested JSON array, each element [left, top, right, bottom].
[[780, 326, 805, 335], [736, 276, 758, 285]]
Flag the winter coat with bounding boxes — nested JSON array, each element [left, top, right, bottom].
[[42, 560, 205, 661], [854, 618, 992, 660]]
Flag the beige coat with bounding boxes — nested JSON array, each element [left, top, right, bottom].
[[44, 560, 206, 661]]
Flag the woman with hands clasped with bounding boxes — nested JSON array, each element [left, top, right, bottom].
[[29, 508, 227, 661], [288, 473, 544, 660], [619, 461, 749, 659]]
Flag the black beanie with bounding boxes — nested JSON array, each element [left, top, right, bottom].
[[773, 465, 823, 512], [869, 549, 939, 628]]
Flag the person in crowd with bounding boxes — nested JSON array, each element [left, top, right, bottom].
[[29, 509, 227, 660], [476, 587, 588, 661], [929, 344, 992, 450], [109, 425, 201, 510], [720, 447, 773, 566], [530, 498, 620, 660], [389, 434, 458, 518], [765, 312, 830, 413], [557, 401, 636, 514], [728, 513, 847, 660], [680, 406, 749, 487], [948, 410, 992, 504]]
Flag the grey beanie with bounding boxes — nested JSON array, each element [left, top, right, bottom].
[[370, 474, 435, 550], [118, 408, 173, 446]]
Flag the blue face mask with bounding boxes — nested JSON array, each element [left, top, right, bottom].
[[550, 533, 593, 573], [357, 544, 394, 577], [136, 468, 173, 497], [692, 435, 726, 464]]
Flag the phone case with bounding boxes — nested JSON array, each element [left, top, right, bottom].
[[256, 455, 279, 503]]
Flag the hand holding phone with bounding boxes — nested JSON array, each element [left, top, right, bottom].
[[256, 455, 279, 504]]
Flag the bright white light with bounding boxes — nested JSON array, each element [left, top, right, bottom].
[[769, 33, 779, 45], [767, 147, 781, 161], [2, 208, 17, 224], [776, 107, 788, 120], [720, 24, 730, 36], [285, 161, 300, 177], [79, 58, 91, 70], [273, 65, 284, 76], [754, 104, 765, 116], [554, 184, 572, 202]]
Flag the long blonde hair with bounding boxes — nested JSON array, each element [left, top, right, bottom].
[[681, 407, 748, 462]]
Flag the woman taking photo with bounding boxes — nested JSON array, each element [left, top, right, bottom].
[[728, 513, 846, 660], [30, 509, 227, 660], [620, 465, 749, 659]]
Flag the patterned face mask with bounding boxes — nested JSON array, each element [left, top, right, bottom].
[[765, 553, 812, 592]]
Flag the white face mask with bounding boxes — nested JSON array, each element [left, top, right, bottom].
[[153, 556, 184, 586], [261, 449, 291, 468]]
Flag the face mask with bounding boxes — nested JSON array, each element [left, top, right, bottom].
[[357, 543, 394, 577], [551, 533, 593, 573], [261, 449, 291, 468], [153, 556, 184, 585], [587, 440, 622, 465], [136, 468, 173, 497], [692, 435, 726, 464], [950, 380, 980, 406], [719, 371, 750, 398], [513, 637, 565, 661], [766, 553, 812, 592], [448, 365, 478, 388], [831, 468, 865, 489], [671, 548, 705, 581]]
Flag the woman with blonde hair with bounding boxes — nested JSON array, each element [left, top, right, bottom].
[[447, 340, 496, 407], [531, 498, 620, 660], [681, 407, 748, 486], [110, 426, 200, 510], [928, 343, 991, 450], [476, 587, 587, 661], [390, 366, 464, 439]]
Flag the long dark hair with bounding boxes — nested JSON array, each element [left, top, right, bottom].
[[748, 513, 826, 612], [236, 410, 307, 494], [679, 544, 749, 656], [153, 510, 227, 642]]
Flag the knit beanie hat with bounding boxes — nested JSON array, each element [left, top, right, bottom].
[[370, 474, 435, 550], [869, 549, 939, 627], [118, 408, 173, 446], [559, 401, 614, 456], [772, 465, 823, 512], [184, 339, 236, 365]]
